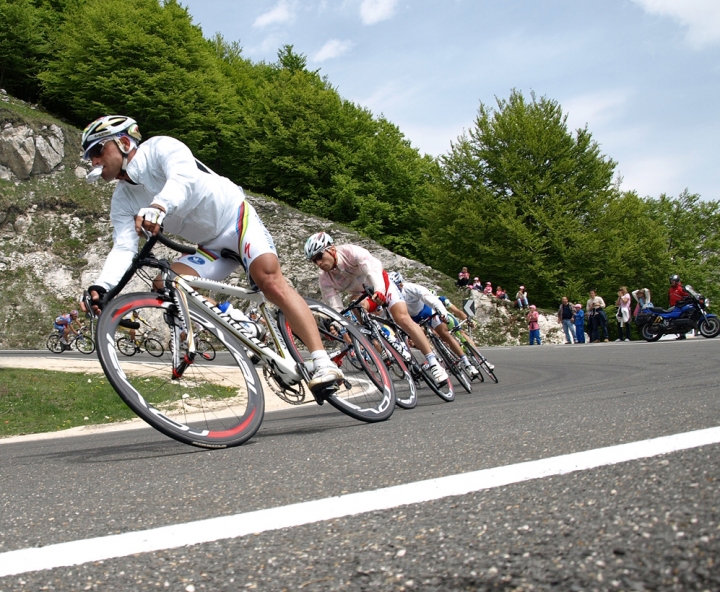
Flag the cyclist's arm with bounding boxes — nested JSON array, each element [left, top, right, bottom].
[[448, 303, 468, 321], [143, 138, 199, 217], [94, 190, 140, 291]]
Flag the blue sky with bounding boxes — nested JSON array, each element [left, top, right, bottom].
[[181, 0, 720, 201]]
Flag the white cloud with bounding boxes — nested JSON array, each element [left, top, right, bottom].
[[313, 39, 354, 62], [632, 0, 720, 48], [619, 155, 685, 197], [562, 90, 630, 130], [253, 1, 295, 28], [360, 0, 398, 25]]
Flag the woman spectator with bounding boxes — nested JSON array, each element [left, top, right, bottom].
[[557, 296, 577, 344], [457, 267, 471, 288], [527, 305, 541, 345], [471, 277, 483, 290], [495, 286, 508, 300], [483, 282, 493, 295], [631, 288, 653, 319], [515, 286, 529, 309], [615, 286, 632, 341]]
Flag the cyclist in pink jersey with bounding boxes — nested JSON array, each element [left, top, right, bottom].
[[305, 232, 449, 386]]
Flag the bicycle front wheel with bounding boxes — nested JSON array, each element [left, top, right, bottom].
[[196, 339, 216, 361], [96, 292, 265, 448], [378, 335, 417, 409], [74, 335, 96, 355], [144, 337, 164, 357], [431, 335, 472, 393], [46, 334, 63, 354], [278, 298, 395, 422], [467, 344, 499, 383]]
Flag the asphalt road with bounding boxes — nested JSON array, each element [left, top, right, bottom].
[[0, 338, 719, 591]]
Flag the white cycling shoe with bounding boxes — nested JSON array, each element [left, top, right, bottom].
[[308, 363, 345, 404], [429, 363, 449, 386], [466, 364, 479, 378]]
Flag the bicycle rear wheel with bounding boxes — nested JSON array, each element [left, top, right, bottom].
[[96, 292, 264, 448], [431, 335, 472, 393], [464, 343, 498, 383], [116, 337, 137, 356], [74, 335, 96, 355], [401, 334, 455, 402], [46, 334, 63, 354], [278, 298, 395, 422]]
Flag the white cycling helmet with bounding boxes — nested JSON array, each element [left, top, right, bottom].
[[389, 271, 404, 286], [82, 115, 142, 160], [304, 232, 334, 260]]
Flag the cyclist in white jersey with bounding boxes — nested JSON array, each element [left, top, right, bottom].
[[80, 115, 342, 397], [305, 232, 449, 385], [390, 274, 478, 377]]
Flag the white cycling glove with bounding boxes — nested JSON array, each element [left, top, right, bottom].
[[136, 207, 166, 227]]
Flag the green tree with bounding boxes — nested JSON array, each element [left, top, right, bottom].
[[424, 90, 669, 306], [39, 0, 239, 167]]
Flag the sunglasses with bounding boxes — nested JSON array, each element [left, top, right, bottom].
[[86, 140, 109, 160], [311, 252, 324, 264]]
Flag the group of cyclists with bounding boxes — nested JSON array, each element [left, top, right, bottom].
[[50, 112, 491, 401]]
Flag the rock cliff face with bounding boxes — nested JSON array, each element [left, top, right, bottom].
[[0, 91, 562, 349]]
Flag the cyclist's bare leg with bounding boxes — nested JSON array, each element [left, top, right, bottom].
[[387, 301, 433, 356], [433, 322, 465, 358], [249, 253, 324, 352]]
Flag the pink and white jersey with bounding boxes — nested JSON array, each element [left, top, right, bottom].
[[318, 245, 394, 311]]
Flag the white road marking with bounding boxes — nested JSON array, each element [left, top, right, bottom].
[[1, 425, 719, 577]]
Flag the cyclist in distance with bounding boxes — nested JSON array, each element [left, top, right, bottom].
[[80, 115, 343, 396], [54, 310, 81, 348], [305, 232, 449, 386], [391, 275, 479, 378]]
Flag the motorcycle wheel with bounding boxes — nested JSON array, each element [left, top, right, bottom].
[[641, 323, 663, 342], [698, 317, 720, 338]]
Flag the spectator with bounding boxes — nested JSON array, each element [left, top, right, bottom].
[[557, 296, 577, 344], [631, 288, 653, 319], [457, 267, 471, 288], [668, 274, 690, 340], [573, 304, 586, 344], [615, 286, 632, 341], [527, 305, 541, 345], [471, 277, 483, 290], [515, 286, 529, 309], [483, 281, 493, 295], [495, 286, 508, 300], [586, 289, 609, 343]]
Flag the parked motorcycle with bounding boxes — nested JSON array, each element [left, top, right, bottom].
[[636, 285, 720, 342]]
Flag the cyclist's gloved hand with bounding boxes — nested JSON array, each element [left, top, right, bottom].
[[372, 291, 386, 306], [135, 206, 166, 236], [85, 285, 107, 315]]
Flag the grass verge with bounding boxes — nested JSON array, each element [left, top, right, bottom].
[[0, 368, 136, 438]]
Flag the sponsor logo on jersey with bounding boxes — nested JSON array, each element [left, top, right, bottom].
[[188, 256, 206, 265]]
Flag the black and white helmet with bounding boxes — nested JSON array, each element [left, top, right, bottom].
[[670, 274, 680, 283], [389, 271, 404, 286], [304, 232, 334, 260], [81, 115, 142, 159]]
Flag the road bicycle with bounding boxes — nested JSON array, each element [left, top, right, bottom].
[[342, 290, 418, 409], [46, 324, 95, 355], [363, 310, 455, 403], [116, 327, 164, 358], [449, 320, 498, 383], [92, 230, 394, 448]]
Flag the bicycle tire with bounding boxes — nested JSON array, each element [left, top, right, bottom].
[[463, 342, 498, 383], [431, 335, 472, 393], [196, 339, 216, 361], [377, 334, 417, 410], [461, 343, 485, 382], [96, 292, 265, 448], [116, 337, 138, 356], [74, 335, 96, 355], [278, 298, 395, 422], [401, 333, 455, 402], [144, 337, 164, 357], [46, 333, 64, 354]]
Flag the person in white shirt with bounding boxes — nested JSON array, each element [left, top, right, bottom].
[[80, 115, 342, 397], [305, 232, 449, 386]]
